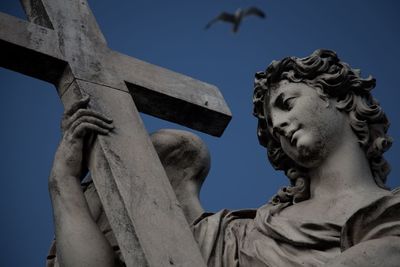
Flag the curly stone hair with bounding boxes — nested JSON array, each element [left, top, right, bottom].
[[253, 49, 392, 205]]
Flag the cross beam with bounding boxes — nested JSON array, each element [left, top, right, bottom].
[[0, 1, 232, 266]]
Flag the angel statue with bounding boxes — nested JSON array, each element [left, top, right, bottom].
[[46, 49, 399, 267]]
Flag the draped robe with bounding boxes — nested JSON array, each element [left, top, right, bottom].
[[47, 185, 400, 267], [192, 188, 400, 267]]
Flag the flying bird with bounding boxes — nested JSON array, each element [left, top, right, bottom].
[[205, 7, 266, 33]]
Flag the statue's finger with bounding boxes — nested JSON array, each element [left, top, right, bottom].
[[72, 122, 110, 138], [70, 116, 114, 134], [64, 95, 90, 117], [69, 109, 113, 125]]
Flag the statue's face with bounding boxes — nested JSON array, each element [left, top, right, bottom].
[[264, 80, 347, 168]]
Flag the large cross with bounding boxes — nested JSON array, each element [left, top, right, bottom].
[[0, 1, 231, 266]]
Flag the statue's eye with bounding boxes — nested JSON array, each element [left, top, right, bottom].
[[283, 97, 295, 110]]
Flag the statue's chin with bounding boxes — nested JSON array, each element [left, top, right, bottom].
[[289, 139, 327, 169]]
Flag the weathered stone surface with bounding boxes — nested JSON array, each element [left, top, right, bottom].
[[47, 128, 211, 266], [0, 0, 233, 266], [191, 49, 400, 267], [0, 5, 231, 135]]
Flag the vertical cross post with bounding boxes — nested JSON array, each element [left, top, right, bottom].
[[0, 0, 232, 266]]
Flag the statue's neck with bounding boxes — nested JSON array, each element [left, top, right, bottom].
[[308, 134, 378, 201]]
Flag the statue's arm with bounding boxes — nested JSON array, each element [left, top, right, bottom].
[[324, 236, 400, 267], [48, 96, 115, 267]]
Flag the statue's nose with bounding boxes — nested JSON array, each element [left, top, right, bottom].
[[272, 120, 289, 139]]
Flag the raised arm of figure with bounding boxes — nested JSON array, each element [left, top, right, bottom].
[[48, 96, 115, 267]]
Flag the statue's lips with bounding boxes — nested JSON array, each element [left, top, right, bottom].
[[289, 129, 300, 145]]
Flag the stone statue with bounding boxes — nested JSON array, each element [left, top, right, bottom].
[[47, 49, 400, 267]]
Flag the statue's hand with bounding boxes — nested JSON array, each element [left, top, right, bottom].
[[51, 96, 114, 180], [48, 96, 116, 267]]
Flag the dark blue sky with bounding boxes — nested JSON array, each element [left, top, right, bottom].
[[1, 1, 399, 266]]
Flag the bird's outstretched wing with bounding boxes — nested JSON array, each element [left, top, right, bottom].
[[242, 7, 266, 18], [205, 12, 236, 29]]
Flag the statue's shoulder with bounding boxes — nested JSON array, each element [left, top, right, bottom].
[[341, 187, 400, 250]]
